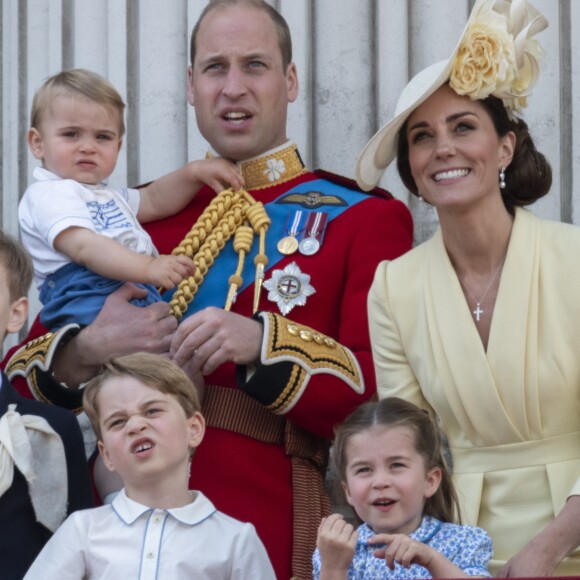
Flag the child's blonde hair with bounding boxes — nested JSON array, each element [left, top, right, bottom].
[[83, 353, 201, 441], [333, 397, 461, 524], [30, 68, 126, 135], [0, 230, 33, 301]]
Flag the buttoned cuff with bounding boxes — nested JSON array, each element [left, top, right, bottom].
[[236, 312, 363, 414]]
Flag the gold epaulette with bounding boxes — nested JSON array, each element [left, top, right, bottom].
[[257, 312, 364, 414]]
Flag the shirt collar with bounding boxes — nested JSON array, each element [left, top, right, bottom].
[[33, 167, 61, 181], [112, 488, 217, 526], [32, 166, 107, 187], [358, 516, 442, 544]]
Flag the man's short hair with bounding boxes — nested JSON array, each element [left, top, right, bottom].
[[30, 68, 126, 136], [0, 230, 33, 302], [190, 0, 293, 70], [83, 353, 201, 441]]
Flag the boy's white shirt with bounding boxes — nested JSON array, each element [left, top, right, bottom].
[[24, 488, 276, 580], [19, 167, 157, 287]]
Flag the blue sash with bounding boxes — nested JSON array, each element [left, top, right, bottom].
[[163, 179, 368, 319]]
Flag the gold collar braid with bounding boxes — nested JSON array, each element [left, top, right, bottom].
[[169, 188, 271, 319], [238, 143, 307, 190]]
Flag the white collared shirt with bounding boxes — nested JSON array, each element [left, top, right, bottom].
[[19, 167, 157, 286], [24, 488, 275, 580]]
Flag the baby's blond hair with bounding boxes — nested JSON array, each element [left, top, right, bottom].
[[30, 68, 125, 135]]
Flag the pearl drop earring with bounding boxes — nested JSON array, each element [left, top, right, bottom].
[[499, 167, 506, 189]]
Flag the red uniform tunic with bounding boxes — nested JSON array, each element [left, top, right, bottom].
[[4, 144, 413, 579]]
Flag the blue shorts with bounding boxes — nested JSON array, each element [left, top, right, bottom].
[[39, 262, 162, 331]]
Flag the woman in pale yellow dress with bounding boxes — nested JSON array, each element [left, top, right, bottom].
[[356, 0, 580, 575]]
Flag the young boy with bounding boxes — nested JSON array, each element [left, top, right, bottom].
[[19, 68, 243, 331], [24, 352, 276, 579], [0, 230, 93, 580]]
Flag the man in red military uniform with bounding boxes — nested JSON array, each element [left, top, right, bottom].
[[5, 1, 413, 578]]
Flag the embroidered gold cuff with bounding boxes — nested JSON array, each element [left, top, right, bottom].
[[5, 324, 82, 406], [256, 312, 364, 414]]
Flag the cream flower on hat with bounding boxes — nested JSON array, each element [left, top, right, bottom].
[[450, 0, 545, 112], [450, 9, 516, 100]]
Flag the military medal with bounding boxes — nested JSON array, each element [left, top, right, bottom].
[[277, 235, 299, 255], [299, 211, 328, 256], [263, 262, 316, 315], [277, 210, 304, 255], [299, 236, 319, 256]]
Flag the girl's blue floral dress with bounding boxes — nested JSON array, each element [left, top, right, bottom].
[[312, 516, 492, 579]]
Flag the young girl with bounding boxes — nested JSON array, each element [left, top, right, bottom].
[[313, 398, 492, 579]]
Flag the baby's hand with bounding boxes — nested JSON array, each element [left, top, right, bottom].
[[147, 255, 195, 289], [188, 157, 244, 193], [368, 533, 435, 571], [317, 514, 358, 574]]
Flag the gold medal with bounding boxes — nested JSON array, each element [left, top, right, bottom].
[[277, 235, 299, 255], [277, 210, 304, 255]]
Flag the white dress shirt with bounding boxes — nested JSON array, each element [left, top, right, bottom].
[[24, 488, 276, 580]]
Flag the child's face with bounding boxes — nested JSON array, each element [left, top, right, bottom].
[[97, 376, 204, 499], [342, 425, 441, 535], [0, 262, 28, 341], [28, 94, 122, 185]]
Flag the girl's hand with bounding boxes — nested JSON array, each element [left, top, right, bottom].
[[317, 514, 358, 578], [369, 533, 471, 578], [369, 533, 434, 570]]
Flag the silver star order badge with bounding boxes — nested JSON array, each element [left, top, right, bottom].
[[263, 262, 316, 315]]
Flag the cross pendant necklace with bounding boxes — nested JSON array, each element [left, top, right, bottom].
[[457, 257, 505, 323], [472, 303, 484, 322]]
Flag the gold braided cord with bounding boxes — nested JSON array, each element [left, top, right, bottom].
[[170, 197, 245, 318], [172, 190, 242, 260], [232, 225, 254, 255], [225, 225, 254, 311], [169, 188, 270, 319], [248, 202, 271, 313]]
